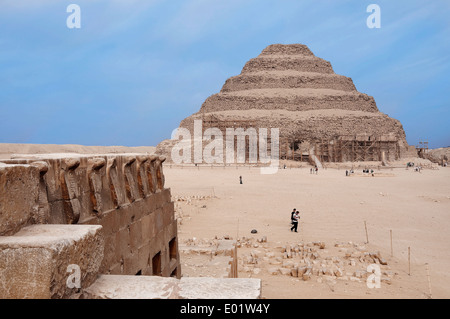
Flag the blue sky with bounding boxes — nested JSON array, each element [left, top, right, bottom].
[[0, 0, 449, 148]]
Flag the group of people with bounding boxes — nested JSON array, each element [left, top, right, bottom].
[[406, 162, 423, 172], [345, 168, 375, 176], [310, 166, 318, 174]]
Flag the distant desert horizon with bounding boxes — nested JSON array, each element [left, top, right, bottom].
[[1, 142, 449, 163], [0, 143, 156, 159]]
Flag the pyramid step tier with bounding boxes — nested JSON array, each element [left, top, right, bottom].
[[183, 109, 406, 142], [201, 89, 378, 113], [221, 71, 356, 93], [259, 44, 315, 57], [241, 56, 334, 74]]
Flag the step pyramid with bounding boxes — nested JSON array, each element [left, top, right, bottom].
[[157, 44, 415, 163]]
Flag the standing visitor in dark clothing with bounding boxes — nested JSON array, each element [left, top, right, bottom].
[[291, 209, 299, 232]]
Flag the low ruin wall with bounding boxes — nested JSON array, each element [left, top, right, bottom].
[[0, 153, 180, 298]]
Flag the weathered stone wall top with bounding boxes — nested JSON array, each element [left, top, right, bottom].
[[1, 153, 167, 228], [1, 153, 181, 298]]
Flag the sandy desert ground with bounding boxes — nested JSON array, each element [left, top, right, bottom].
[[1, 143, 448, 298], [165, 161, 450, 299]]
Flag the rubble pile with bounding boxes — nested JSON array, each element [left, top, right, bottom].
[[239, 240, 396, 285]]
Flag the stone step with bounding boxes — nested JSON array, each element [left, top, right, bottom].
[[0, 224, 104, 299], [82, 275, 261, 299], [82, 275, 179, 299]]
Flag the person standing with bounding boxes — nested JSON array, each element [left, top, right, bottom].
[[291, 209, 299, 232], [239, 176, 243, 184]]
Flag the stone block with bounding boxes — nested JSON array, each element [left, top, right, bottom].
[[217, 240, 236, 256], [83, 276, 261, 299], [108, 263, 122, 275], [123, 252, 140, 275], [82, 275, 179, 299], [179, 277, 261, 299], [116, 227, 131, 260], [137, 242, 151, 274], [267, 267, 279, 275], [141, 213, 152, 240], [279, 268, 291, 275], [153, 192, 164, 209], [101, 234, 117, 271], [282, 260, 295, 268], [334, 268, 344, 277], [0, 164, 40, 236], [163, 202, 174, 227], [131, 198, 145, 221], [99, 210, 115, 237], [297, 267, 307, 276], [161, 188, 172, 204], [155, 208, 164, 231], [302, 268, 312, 281], [147, 195, 157, 213], [118, 205, 131, 230], [252, 268, 261, 275], [129, 220, 142, 253], [0, 224, 104, 299]]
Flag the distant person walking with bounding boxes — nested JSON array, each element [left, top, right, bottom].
[[290, 208, 299, 232], [315, 166, 318, 175], [239, 176, 243, 184]]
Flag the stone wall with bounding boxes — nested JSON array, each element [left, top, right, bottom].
[[0, 153, 180, 298]]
